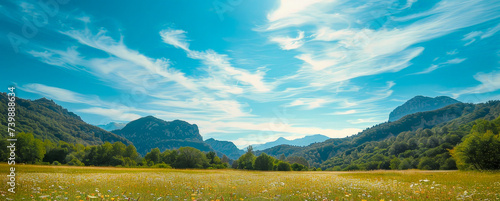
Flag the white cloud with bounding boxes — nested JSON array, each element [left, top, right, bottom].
[[160, 28, 273, 93], [21, 83, 101, 106], [259, 0, 500, 87], [348, 118, 383, 124], [481, 23, 500, 39], [288, 98, 330, 109], [332, 110, 356, 115], [61, 28, 199, 91], [77, 107, 142, 121], [462, 23, 500, 46], [401, 0, 418, 9], [452, 71, 500, 98], [160, 29, 190, 51], [413, 58, 466, 75], [270, 31, 305, 50]]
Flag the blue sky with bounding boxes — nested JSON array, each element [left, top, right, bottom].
[[1, 0, 500, 148]]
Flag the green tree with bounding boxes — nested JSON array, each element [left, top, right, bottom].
[[390, 157, 401, 170], [111, 141, 127, 157], [399, 158, 412, 170], [286, 156, 309, 168], [291, 163, 306, 171], [124, 145, 139, 159], [277, 161, 291, 171], [17, 132, 45, 164], [254, 153, 274, 171], [160, 149, 178, 165], [418, 157, 439, 170], [174, 147, 208, 169], [145, 148, 161, 165], [451, 130, 500, 170], [237, 147, 256, 170]]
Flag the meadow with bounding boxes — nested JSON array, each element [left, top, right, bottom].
[[0, 164, 498, 200]]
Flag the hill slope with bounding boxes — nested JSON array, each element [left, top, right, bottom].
[[205, 138, 244, 160], [252, 134, 330, 151], [261, 100, 500, 167], [389, 95, 460, 122], [0, 93, 131, 145], [112, 116, 212, 155]]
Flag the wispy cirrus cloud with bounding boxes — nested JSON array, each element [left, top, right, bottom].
[[452, 71, 500, 98], [413, 58, 466, 75], [160, 28, 273, 94], [21, 83, 102, 106], [462, 23, 500, 46], [288, 98, 330, 109], [259, 0, 500, 88], [270, 31, 305, 50]]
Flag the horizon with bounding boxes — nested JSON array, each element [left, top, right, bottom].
[[2, 0, 500, 148]]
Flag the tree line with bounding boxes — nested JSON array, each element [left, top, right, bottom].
[[0, 133, 317, 171], [0, 133, 227, 169], [320, 116, 500, 171], [233, 146, 321, 171]]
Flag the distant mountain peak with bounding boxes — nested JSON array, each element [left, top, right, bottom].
[[252, 134, 330, 151], [389, 95, 461, 122], [96, 122, 127, 131]]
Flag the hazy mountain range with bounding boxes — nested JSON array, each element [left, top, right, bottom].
[[97, 122, 127, 131], [251, 134, 330, 151]]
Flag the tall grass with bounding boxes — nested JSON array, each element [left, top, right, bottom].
[[0, 164, 498, 200]]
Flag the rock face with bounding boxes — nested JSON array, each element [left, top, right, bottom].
[[113, 116, 211, 155], [389, 96, 461, 122], [205, 138, 244, 160], [252, 134, 330, 151]]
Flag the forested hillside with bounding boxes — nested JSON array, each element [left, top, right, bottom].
[[261, 101, 500, 168], [389, 96, 460, 122], [113, 116, 213, 155], [0, 93, 131, 145]]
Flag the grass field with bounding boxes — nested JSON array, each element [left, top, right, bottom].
[[0, 164, 499, 200]]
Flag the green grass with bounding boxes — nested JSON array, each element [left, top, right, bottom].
[[0, 164, 499, 200]]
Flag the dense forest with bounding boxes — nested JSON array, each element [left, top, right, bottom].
[[0, 93, 130, 145], [261, 101, 500, 169]]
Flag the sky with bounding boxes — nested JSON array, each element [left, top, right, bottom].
[[1, 0, 500, 148]]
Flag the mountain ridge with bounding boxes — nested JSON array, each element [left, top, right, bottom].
[[259, 100, 500, 167], [389, 95, 461, 122], [0, 93, 131, 145], [252, 134, 330, 151], [205, 138, 244, 160], [112, 116, 212, 155]]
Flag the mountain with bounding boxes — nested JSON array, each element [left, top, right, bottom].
[[205, 138, 244, 160], [112, 116, 212, 155], [96, 122, 127, 131], [260, 100, 500, 167], [0, 93, 131, 145], [252, 134, 330, 151], [389, 95, 461, 122]]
